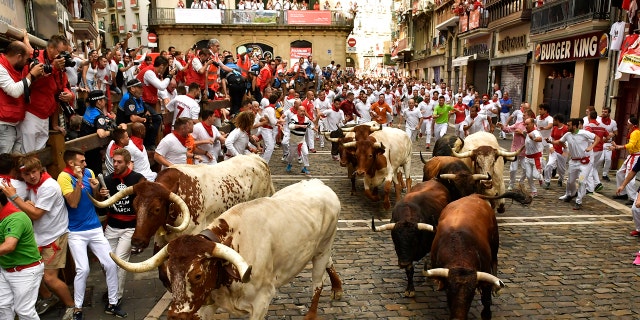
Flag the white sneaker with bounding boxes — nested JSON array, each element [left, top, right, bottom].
[[281, 155, 287, 162], [62, 307, 75, 320], [297, 157, 302, 164], [558, 195, 569, 201]]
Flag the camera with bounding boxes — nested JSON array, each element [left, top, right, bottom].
[[29, 49, 53, 74], [57, 51, 76, 68], [133, 61, 140, 66]]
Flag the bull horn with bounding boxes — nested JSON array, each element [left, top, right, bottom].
[[343, 141, 357, 149], [422, 268, 449, 278], [497, 147, 522, 158], [211, 243, 252, 283], [323, 132, 341, 143], [416, 223, 434, 232], [88, 186, 135, 208], [370, 123, 382, 131], [419, 151, 428, 164], [472, 174, 490, 180], [373, 142, 385, 149], [438, 173, 456, 180], [451, 149, 473, 158], [477, 272, 505, 292], [341, 126, 355, 132], [110, 246, 168, 273], [164, 193, 192, 233], [371, 217, 395, 231]]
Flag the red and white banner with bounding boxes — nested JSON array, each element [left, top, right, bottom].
[[287, 10, 331, 25], [616, 34, 640, 80]]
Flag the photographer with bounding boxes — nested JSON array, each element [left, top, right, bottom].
[[135, 55, 174, 149], [0, 38, 44, 154], [18, 35, 74, 153]]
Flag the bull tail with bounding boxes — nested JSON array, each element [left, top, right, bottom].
[[478, 189, 532, 206], [419, 151, 427, 164]]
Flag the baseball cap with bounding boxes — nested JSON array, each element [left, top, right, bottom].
[[126, 79, 143, 88]]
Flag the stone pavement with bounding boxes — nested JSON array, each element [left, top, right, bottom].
[[41, 129, 640, 319]]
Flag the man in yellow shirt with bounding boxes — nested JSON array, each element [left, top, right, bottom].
[[612, 116, 640, 205]]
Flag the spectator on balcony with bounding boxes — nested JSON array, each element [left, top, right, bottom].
[[273, 0, 282, 9], [177, 0, 184, 8], [191, 0, 203, 8], [237, 0, 246, 9], [283, 0, 291, 10], [218, 0, 226, 9], [301, 0, 308, 10], [82, 50, 99, 91], [266, 0, 274, 9]]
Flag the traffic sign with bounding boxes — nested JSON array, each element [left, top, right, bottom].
[[147, 33, 157, 43], [347, 38, 356, 47]]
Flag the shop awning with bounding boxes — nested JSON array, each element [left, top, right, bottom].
[[452, 55, 473, 67], [436, 16, 460, 31], [489, 54, 528, 67]]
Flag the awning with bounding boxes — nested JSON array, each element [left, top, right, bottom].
[[436, 16, 460, 31], [70, 19, 99, 40], [489, 54, 528, 67], [452, 55, 473, 67]]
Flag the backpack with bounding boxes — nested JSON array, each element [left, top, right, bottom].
[[226, 71, 245, 89]]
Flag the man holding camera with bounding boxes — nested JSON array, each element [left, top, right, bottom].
[[19, 35, 74, 153], [135, 56, 174, 150], [0, 37, 44, 154]]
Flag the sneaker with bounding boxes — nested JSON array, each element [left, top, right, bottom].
[[626, 199, 635, 205], [309, 149, 317, 153], [530, 192, 538, 198], [286, 164, 292, 173], [543, 182, 550, 190], [72, 310, 83, 320], [419, 133, 423, 138], [558, 195, 573, 202], [105, 303, 127, 318], [62, 307, 75, 320], [595, 183, 604, 192], [281, 155, 287, 162], [426, 144, 430, 150], [297, 157, 302, 164], [301, 167, 311, 175], [586, 190, 593, 194], [507, 185, 513, 191], [36, 295, 59, 315], [557, 180, 563, 187], [634, 252, 640, 266], [332, 155, 340, 161], [630, 230, 640, 237], [602, 175, 611, 182], [613, 194, 629, 200], [573, 202, 582, 210]]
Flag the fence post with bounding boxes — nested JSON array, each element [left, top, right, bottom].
[[47, 131, 66, 177]]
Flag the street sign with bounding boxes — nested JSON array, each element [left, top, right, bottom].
[[327, 49, 332, 54], [147, 33, 157, 43], [347, 38, 356, 47]]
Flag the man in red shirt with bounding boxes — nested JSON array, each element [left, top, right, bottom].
[[584, 110, 609, 193], [339, 92, 360, 124], [543, 114, 569, 189], [19, 35, 74, 153], [453, 96, 467, 138], [257, 60, 274, 94]]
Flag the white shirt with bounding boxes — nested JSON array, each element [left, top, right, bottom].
[[355, 99, 371, 123], [536, 114, 554, 139], [192, 122, 222, 165], [29, 177, 69, 247], [419, 100, 434, 118], [560, 130, 595, 160], [165, 95, 201, 127], [525, 130, 543, 155], [125, 141, 156, 181], [321, 108, 345, 132], [464, 115, 489, 135], [314, 98, 331, 114], [511, 109, 524, 124], [600, 118, 618, 141], [225, 128, 251, 157], [402, 107, 422, 129], [610, 21, 626, 51], [155, 133, 188, 170]]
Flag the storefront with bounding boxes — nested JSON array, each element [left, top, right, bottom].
[[458, 36, 490, 94], [530, 31, 610, 118], [490, 24, 531, 112]]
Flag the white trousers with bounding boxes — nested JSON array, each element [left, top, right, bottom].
[[0, 262, 44, 320], [420, 118, 433, 145], [281, 130, 290, 158], [587, 150, 603, 190], [616, 154, 640, 199], [565, 160, 593, 205], [523, 157, 541, 193], [434, 123, 448, 141], [508, 156, 525, 189], [454, 122, 465, 139], [288, 134, 309, 167], [405, 126, 418, 142], [543, 151, 567, 183], [305, 123, 315, 150], [499, 112, 509, 138], [19, 112, 49, 154], [104, 226, 134, 300], [68, 228, 120, 308], [259, 127, 276, 163], [602, 143, 613, 177], [632, 197, 640, 232]]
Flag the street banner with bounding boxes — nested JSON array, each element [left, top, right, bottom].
[[287, 10, 331, 25], [616, 34, 640, 80]]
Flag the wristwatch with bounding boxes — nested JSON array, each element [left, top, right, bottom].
[[9, 194, 19, 201]]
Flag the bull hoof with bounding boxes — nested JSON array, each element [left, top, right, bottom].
[[497, 204, 505, 213], [331, 289, 344, 300], [404, 290, 415, 298]]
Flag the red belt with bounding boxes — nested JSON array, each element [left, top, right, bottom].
[[526, 152, 542, 170], [5, 260, 42, 273], [108, 213, 137, 222], [571, 157, 590, 164], [263, 125, 273, 129], [423, 116, 433, 120]]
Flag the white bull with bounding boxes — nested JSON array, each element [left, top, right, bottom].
[[111, 179, 343, 320]]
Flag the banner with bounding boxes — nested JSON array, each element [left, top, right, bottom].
[[534, 31, 608, 63], [232, 10, 279, 24], [289, 47, 312, 68], [175, 8, 221, 24], [616, 34, 640, 80], [287, 10, 331, 25]]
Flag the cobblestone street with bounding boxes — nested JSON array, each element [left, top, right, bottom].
[[42, 132, 640, 319]]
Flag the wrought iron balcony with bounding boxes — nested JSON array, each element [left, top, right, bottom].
[[531, 0, 610, 34], [459, 9, 489, 35], [149, 8, 355, 27], [486, 0, 531, 25]]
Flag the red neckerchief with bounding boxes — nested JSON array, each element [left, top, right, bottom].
[[130, 136, 144, 151], [493, 98, 499, 103], [26, 172, 52, 195], [0, 174, 13, 182], [589, 120, 599, 125], [601, 117, 611, 125], [187, 94, 196, 100], [628, 126, 639, 139], [63, 167, 78, 178], [203, 123, 214, 137], [109, 143, 123, 157], [526, 127, 535, 133], [483, 100, 490, 105], [112, 168, 132, 184], [0, 202, 20, 221], [173, 130, 188, 147]]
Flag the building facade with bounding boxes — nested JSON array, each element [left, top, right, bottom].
[[97, 0, 149, 48]]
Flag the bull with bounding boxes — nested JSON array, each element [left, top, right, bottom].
[[91, 154, 275, 253], [432, 133, 463, 157], [372, 159, 490, 298], [342, 127, 413, 209], [111, 179, 342, 320], [422, 191, 530, 320], [451, 131, 520, 213]]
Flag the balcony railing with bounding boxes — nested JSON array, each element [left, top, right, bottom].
[[459, 9, 489, 34], [486, 0, 531, 23], [531, 0, 609, 34], [109, 23, 118, 33], [149, 8, 354, 27]]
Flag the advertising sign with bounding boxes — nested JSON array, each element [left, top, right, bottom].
[[534, 32, 609, 63], [175, 8, 222, 24], [233, 10, 279, 24], [287, 10, 331, 25]]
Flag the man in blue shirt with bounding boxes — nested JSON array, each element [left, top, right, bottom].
[[499, 91, 513, 139]]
